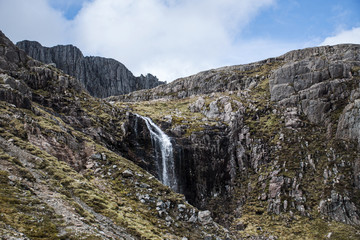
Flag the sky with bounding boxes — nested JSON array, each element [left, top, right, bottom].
[[0, 0, 359, 82]]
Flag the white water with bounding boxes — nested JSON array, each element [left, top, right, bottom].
[[135, 114, 177, 190]]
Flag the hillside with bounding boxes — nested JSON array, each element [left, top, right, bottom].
[[1, 28, 360, 240], [0, 31, 229, 239]]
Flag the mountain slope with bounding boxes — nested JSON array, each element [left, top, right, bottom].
[[16, 40, 164, 98], [0, 30, 230, 239]]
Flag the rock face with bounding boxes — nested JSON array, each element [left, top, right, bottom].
[[120, 43, 360, 239], [16, 40, 164, 98]]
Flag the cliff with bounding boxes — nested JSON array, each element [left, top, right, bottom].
[[16, 40, 164, 98], [116, 44, 360, 239]]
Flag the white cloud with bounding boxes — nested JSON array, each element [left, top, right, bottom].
[[0, 0, 71, 46], [321, 27, 360, 46], [72, 0, 276, 82], [1, 0, 288, 82]]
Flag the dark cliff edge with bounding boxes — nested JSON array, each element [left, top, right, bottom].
[[16, 40, 165, 98]]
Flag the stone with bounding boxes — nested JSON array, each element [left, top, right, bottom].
[[336, 99, 360, 145], [91, 153, 102, 160], [188, 213, 197, 223], [205, 101, 220, 119], [177, 204, 186, 212], [1, 28, 360, 238], [189, 96, 205, 112], [319, 190, 360, 225], [122, 169, 134, 178], [269, 176, 284, 199], [198, 210, 212, 225]]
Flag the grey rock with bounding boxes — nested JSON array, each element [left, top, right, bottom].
[[16, 40, 164, 98], [188, 213, 197, 223], [269, 176, 284, 199], [284, 107, 301, 128], [205, 100, 220, 119], [177, 204, 186, 212], [189, 96, 205, 112], [269, 45, 359, 127], [198, 210, 212, 225], [91, 153, 102, 160], [270, 84, 295, 102], [122, 169, 134, 178], [0, 31, 28, 71], [319, 191, 360, 225], [336, 99, 360, 146]]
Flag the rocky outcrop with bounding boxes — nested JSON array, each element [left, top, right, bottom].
[[112, 59, 274, 102], [269, 44, 359, 121], [16, 40, 164, 98]]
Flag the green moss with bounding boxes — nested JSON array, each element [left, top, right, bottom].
[[351, 65, 360, 74], [236, 212, 360, 239], [0, 170, 61, 239], [33, 89, 51, 97], [0, 170, 9, 184]]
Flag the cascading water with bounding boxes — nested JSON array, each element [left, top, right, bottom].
[[135, 114, 177, 191]]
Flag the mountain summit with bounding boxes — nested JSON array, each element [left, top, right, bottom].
[[16, 40, 164, 98]]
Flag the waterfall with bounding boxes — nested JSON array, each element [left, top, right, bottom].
[[135, 114, 177, 191]]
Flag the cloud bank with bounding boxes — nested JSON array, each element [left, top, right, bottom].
[[321, 27, 360, 46], [72, 0, 276, 81], [0, 0, 359, 82], [0, 0, 280, 81], [0, 0, 71, 46]]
